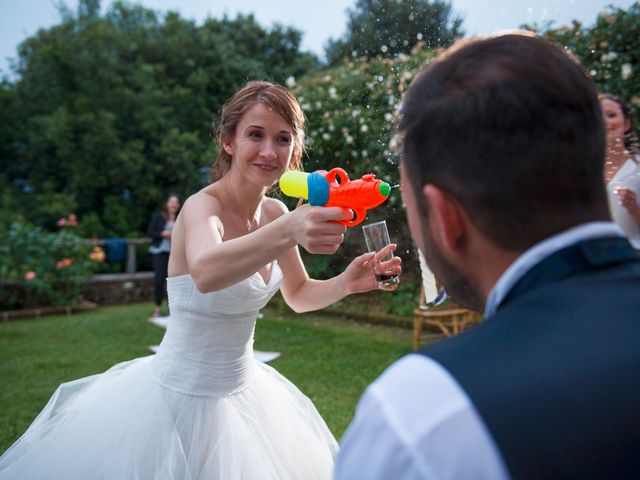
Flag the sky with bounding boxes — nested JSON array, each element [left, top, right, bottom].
[[1, 0, 636, 75]]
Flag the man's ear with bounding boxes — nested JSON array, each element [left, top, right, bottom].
[[422, 184, 467, 256]]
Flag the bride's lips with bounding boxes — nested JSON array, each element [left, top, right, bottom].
[[252, 162, 278, 171]]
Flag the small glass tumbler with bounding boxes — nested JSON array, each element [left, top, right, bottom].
[[362, 220, 400, 290]]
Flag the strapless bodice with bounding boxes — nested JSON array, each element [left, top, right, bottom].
[[151, 263, 282, 396]]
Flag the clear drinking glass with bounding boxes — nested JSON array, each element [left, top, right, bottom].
[[362, 220, 400, 290]]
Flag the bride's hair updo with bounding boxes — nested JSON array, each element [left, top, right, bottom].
[[212, 81, 306, 181]]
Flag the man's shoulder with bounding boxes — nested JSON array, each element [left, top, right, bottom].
[[367, 354, 474, 439], [336, 353, 510, 480]]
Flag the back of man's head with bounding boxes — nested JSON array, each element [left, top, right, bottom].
[[399, 33, 609, 251]]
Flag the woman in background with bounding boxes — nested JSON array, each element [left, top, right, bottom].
[[147, 194, 181, 317], [600, 94, 640, 249]]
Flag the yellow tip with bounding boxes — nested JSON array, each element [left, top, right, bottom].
[[279, 171, 309, 199]]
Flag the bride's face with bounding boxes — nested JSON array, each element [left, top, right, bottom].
[[224, 103, 295, 187]]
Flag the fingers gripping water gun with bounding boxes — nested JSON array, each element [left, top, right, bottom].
[[279, 167, 391, 226]]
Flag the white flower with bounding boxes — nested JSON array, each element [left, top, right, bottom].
[[285, 76, 296, 88], [328, 123, 335, 131], [601, 52, 618, 63], [361, 150, 368, 157], [316, 101, 323, 109], [360, 124, 369, 133], [352, 109, 361, 117], [328, 87, 338, 99], [346, 135, 354, 144], [322, 133, 331, 140], [621, 63, 633, 80], [384, 112, 393, 122], [301, 103, 311, 111]]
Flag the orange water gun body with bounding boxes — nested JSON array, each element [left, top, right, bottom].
[[279, 167, 391, 226]]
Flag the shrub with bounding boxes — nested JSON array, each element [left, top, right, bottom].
[[287, 45, 438, 272], [0, 221, 103, 309]]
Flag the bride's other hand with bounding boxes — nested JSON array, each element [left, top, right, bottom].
[[343, 244, 402, 294]]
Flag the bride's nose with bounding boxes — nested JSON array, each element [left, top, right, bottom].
[[260, 139, 277, 159]]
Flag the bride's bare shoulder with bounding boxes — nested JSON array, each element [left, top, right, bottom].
[[182, 185, 224, 213], [263, 196, 289, 220]]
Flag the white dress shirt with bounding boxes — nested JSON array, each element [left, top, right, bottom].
[[334, 222, 623, 480]]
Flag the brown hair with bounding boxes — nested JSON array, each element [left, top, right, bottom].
[[599, 93, 638, 156], [399, 33, 609, 251], [162, 193, 181, 220], [212, 81, 306, 181]]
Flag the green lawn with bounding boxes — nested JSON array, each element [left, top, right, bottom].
[[0, 303, 412, 452]]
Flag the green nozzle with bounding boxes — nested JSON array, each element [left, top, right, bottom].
[[379, 182, 391, 197]]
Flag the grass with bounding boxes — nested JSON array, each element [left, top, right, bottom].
[[0, 302, 413, 452]]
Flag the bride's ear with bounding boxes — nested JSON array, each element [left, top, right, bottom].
[[423, 184, 467, 257], [221, 134, 234, 155]]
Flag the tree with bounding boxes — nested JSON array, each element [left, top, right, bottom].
[[0, 1, 319, 236], [542, 3, 639, 118], [325, 0, 463, 65]]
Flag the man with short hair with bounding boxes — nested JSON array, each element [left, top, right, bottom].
[[334, 33, 640, 479]]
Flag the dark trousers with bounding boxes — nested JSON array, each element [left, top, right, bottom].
[[151, 252, 170, 307]]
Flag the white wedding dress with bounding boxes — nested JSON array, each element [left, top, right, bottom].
[[0, 262, 338, 479]]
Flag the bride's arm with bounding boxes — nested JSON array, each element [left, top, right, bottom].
[[182, 193, 349, 293], [278, 241, 402, 313]]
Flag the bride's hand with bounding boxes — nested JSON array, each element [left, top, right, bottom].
[[343, 244, 402, 294], [287, 205, 351, 254]]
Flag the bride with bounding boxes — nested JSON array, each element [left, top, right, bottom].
[[0, 81, 401, 479]]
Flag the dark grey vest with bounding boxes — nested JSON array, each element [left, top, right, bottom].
[[421, 237, 640, 479]]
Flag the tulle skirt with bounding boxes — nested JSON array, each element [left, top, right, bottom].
[[0, 356, 337, 479]]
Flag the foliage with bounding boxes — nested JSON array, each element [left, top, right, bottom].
[[0, 221, 103, 309], [0, 0, 637, 257], [0, 303, 412, 450], [287, 44, 438, 268], [0, 0, 319, 236], [325, 0, 463, 65], [541, 3, 640, 135]]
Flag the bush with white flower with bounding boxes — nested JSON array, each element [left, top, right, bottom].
[[290, 44, 437, 210], [544, 3, 640, 121]]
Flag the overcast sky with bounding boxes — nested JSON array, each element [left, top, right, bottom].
[[1, 0, 636, 75]]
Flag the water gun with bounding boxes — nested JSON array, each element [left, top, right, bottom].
[[279, 167, 391, 226]]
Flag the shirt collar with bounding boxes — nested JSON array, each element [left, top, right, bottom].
[[484, 222, 624, 318]]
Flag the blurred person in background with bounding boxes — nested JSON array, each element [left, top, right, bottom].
[[147, 193, 181, 317]]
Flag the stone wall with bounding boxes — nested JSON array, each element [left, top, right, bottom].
[[82, 272, 155, 306]]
